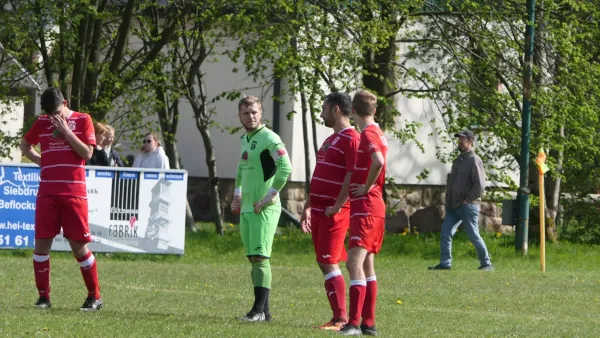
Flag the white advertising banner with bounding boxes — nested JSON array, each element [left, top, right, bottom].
[[0, 164, 187, 254]]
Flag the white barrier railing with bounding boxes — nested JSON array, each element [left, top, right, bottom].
[[0, 163, 187, 254]]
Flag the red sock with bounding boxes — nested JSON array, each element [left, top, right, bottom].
[[324, 271, 347, 321], [76, 251, 101, 300], [348, 281, 366, 326], [33, 253, 50, 299], [362, 276, 378, 327]]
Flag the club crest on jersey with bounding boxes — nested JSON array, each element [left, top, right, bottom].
[[321, 142, 330, 152], [241, 151, 249, 161], [68, 120, 76, 130], [250, 140, 257, 150]]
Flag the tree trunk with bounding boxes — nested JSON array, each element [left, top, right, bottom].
[[198, 125, 224, 235], [83, 0, 108, 108], [545, 125, 563, 243], [58, 16, 68, 96], [361, 34, 396, 131], [297, 71, 311, 193], [70, 1, 95, 111], [309, 77, 319, 157], [33, 2, 53, 87], [154, 71, 197, 232]]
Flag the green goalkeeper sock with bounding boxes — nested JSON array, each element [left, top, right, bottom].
[[253, 259, 272, 288], [251, 259, 271, 314]]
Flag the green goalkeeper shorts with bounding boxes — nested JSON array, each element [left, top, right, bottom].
[[240, 206, 281, 258]]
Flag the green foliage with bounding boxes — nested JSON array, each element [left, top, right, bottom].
[[402, 1, 600, 196]]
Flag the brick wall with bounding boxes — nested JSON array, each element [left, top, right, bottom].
[[186, 177, 512, 234]]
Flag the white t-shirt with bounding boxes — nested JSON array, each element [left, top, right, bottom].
[[133, 146, 170, 169]]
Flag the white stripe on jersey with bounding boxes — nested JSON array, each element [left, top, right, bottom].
[[312, 177, 343, 186], [41, 164, 85, 170], [41, 148, 74, 155], [317, 161, 345, 169], [41, 180, 86, 184], [310, 193, 337, 200]]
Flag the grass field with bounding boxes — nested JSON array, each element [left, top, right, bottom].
[[1, 224, 600, 337]]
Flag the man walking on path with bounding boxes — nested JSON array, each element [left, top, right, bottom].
[[429, 130, 493, 271]]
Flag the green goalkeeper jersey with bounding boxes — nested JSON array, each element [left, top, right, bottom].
[[235, 126, 292, 214]]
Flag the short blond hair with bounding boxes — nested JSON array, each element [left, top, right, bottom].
[[352, 90, 378, 117], [93, 121, 108, 136], [105, 124, 115, 134], [238, 96, 262, 112]]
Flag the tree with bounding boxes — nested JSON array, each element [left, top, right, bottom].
[[151, 1, 257, 235], [0, 0, 179, 121], [401, 0, 600, 238]]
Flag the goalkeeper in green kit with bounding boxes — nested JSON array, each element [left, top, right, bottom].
[[231, 96, 292, 322]]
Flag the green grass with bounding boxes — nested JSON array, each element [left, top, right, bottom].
[[1, 225, 600, 337]]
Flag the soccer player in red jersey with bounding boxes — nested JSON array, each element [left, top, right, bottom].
[[19, 87, 103, 311], [300, 92, 360, 331], [339, 90, 388, 336]]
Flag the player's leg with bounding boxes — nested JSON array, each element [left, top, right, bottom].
[[341, 216, 370, 335], [315, 210, 349, 330], [61, 197, 102, 311], [458, 204, 492, 270], [360, 216, 385, 336], [33, 195, 61, 308], [238, 207, 279, 322], [430, 208, 461, 269]]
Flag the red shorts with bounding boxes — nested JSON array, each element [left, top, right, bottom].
[[311, 208, 350, 264], [349, 216, 385, 254], [35, 195, 92, 243]]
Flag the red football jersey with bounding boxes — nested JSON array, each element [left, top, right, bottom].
[[350, 123, 388, 218], [309, 127, 360, 212], [24, 111, 96, 198]]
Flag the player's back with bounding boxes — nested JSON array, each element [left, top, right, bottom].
[[25, 112, 95, 198], [350, 123, 388, 218], [238, 126, 285, 213]]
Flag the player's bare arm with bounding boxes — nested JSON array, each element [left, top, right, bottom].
[[300, 196, 312, 233], [19, 139, 42, 166], [350, 151, 384, 197], [49, 115, 93, 161], [325, 171, 353, 217]]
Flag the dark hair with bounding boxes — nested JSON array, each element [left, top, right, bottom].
[[324, 92, 352, 116], [352, 90, 377, 117], [40, 87, 65, 114]]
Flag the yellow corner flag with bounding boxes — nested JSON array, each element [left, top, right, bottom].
[[536, 148, 550, 174]]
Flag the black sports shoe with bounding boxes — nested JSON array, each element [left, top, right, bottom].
[[34, 296, 51, 309], [428, 264, 451, 270], [361, 324, 377, 336], [339, 324, 362, 336], [80, 297, 103, 311], [477, 265, 494, 271]]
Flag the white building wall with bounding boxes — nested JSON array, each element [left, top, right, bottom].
[[0, 100, 25, 163], [101, 27, 519, 188]]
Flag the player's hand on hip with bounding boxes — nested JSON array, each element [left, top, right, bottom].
[[300, 208, 311, 233], [231, 195, 241, 214], [325, 205, 341, 217], [350, 183, 369, 197], [49, 115, 70, 134], [253, 200, 264, 214]]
